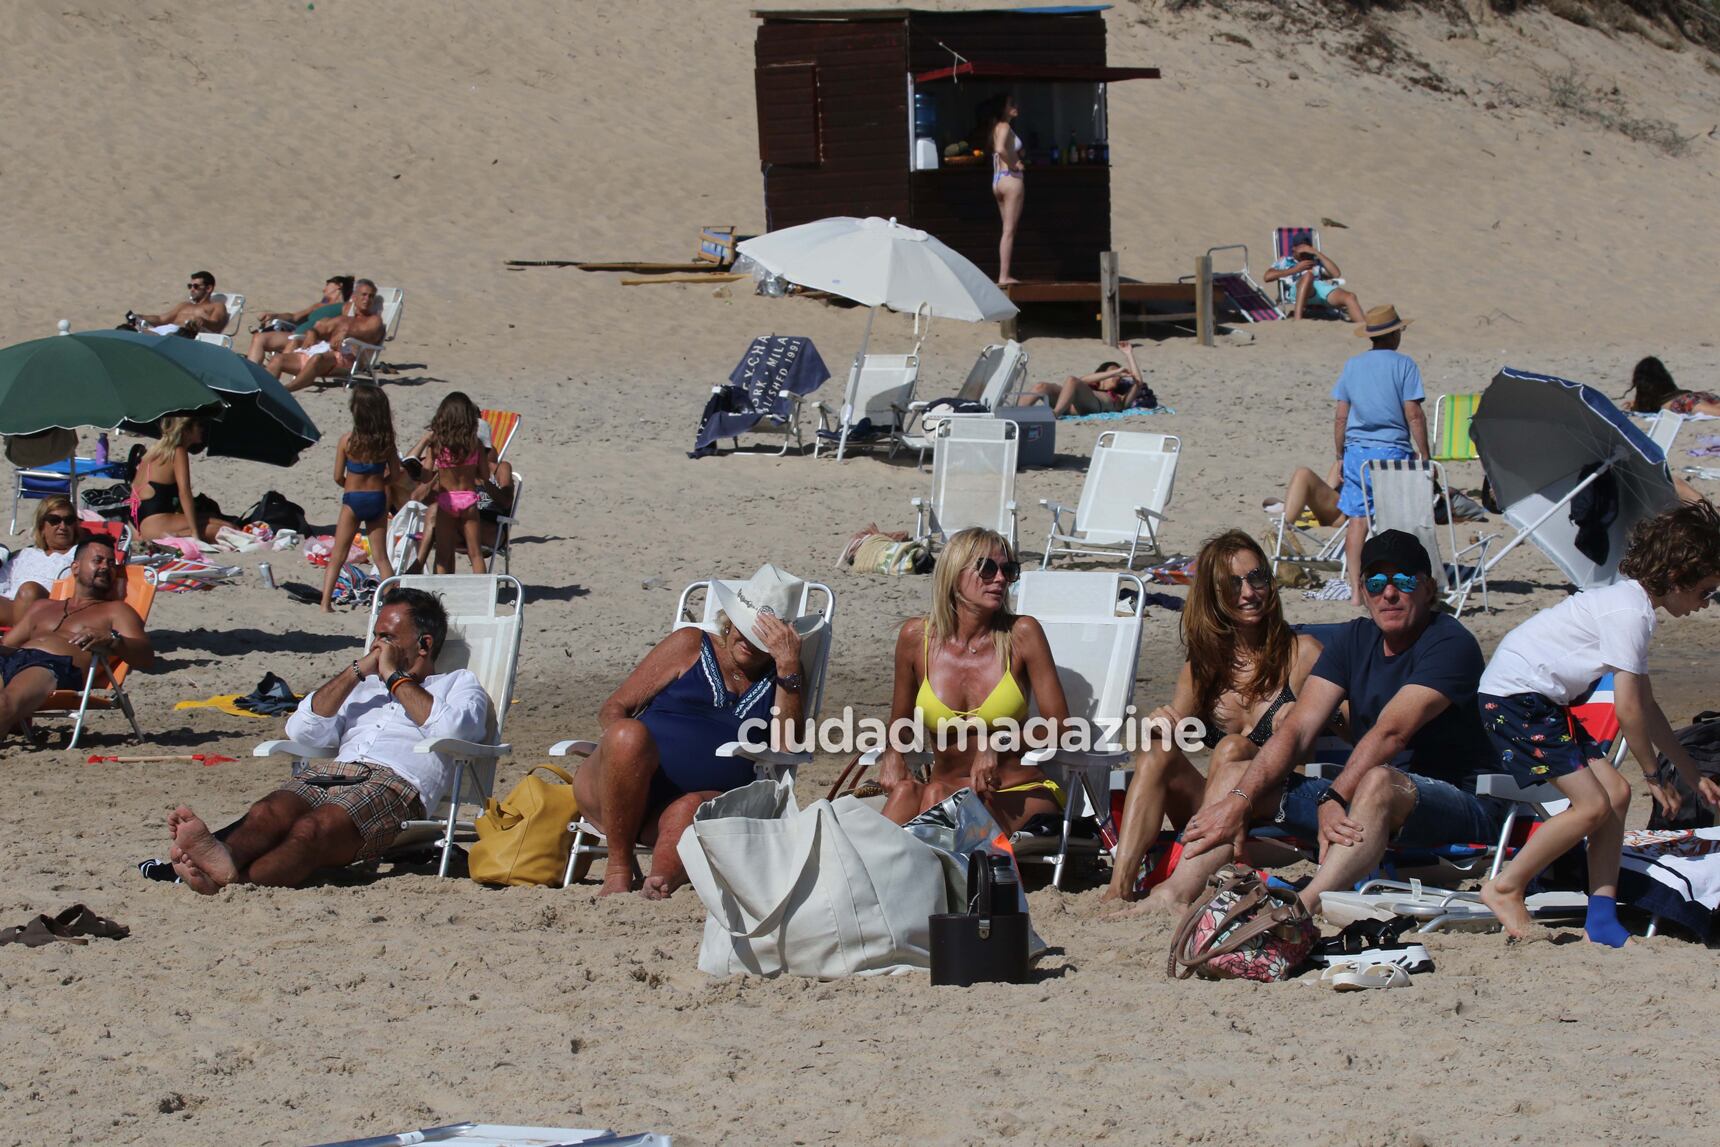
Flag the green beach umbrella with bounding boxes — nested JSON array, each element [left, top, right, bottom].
[[81, 330, 321, 467], [0, 332, 228, 437]]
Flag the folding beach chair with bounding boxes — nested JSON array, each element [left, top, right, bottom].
[[479, 408, 522, 462], [10, 457, 127, 534], [912, 417, 1019, 549], [551, 578, 837, 887], [192, 292, 245, 349], [1363, 458, 1495, 615], [814, 351, 921, 462], [1180, 245, 1281, 322], [1265, 508, 1346, 586], [1431, 393, 1482, 463], [252, 574, 522, 877], [696, 225, 737, 268], [1270, 228, 1343, 318], [1039, 431, 1179, 570], [33, 566, 157, 747], [480, 471, 523, 574], [340, 287, 406, 385], [1008, 571, 1146, 888], [891, 341, 1033, 468]]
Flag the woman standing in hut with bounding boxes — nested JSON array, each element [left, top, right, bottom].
[[983, 93, 1026, 286]]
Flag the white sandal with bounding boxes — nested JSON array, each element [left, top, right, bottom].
[[1320, 960, 1411, 991]]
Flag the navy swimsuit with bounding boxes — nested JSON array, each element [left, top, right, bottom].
[[640, 633, 777, 808]]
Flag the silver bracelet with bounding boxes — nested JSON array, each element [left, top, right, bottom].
[[1227, 787, 1248, 801]]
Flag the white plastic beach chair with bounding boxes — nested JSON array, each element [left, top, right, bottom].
[[1039, 431, 1179, 570], [480, 471, 523, 574], [384, 501, 428, 576], [912, 417, 1019, 549], [1009, 571, 1146, 888], [341, 286, 405, 385], [1362, 458, 1496, 616], [551, 578, 837, 887], [890, 341, 1033, 469], [190, 292, 245, 349], [251, 573, 521, 877], [814, 351, 920, 461]]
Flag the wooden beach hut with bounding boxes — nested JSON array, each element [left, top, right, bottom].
[[752, 6, 1158, 284]]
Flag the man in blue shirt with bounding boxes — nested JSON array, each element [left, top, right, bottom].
[[1332, 305, 1430, 598], [1156, 531, 1504, 915]]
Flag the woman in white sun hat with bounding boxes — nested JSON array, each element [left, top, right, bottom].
[[570, 563, 824, 899]]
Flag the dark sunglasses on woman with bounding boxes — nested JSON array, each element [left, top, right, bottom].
[[43, 514, 79, 528], [973, 556, 1022, 583], [1228, 568, 1272, 593]]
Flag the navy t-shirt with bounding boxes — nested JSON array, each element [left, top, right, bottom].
[[1310, 613, 1498, 786]]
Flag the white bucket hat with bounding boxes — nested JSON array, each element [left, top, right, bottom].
[[711, 563, 824, 647]]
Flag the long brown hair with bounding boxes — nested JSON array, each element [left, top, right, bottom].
[[347, 386, 397, 464], [1184, 530, 1294, 720], [1621, 356, 1682, 413], [425, 391, 480, 465]]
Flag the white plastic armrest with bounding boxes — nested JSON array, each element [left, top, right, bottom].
[[342, 337, 381, 355], [911, 495, 925, 508], [253, 739, 337, 760], [716, 741, 812, 770], [413, 737, 508, 757], [906, 400, 931, 413], [1135, 505, 1166, 523], [550, 739, 599, 758]]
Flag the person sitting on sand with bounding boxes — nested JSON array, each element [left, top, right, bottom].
[[0, 496, 82, 627], [1102, 531, 1324, 907], [245, 275, 354, 364], [1262, 241, 1364, 323], [877, 527, 1071, 833], [123, 270, 228, 339], [266, 279, 385, 393], [129, 416, 238, 545], [1477, 501, 1720, 946], [0, 534, 152, 740], [569, 563, 821, 898], [166, 587, 492, 893], [1022, 340, 1152, 417], [1155, 531, 1504, 916]]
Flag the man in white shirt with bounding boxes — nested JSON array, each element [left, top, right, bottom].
[[166, 587, 493, 893]]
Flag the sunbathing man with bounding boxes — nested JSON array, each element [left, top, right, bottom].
[[266, 279, 385, 393], [245, 275, 354, 363], [125, 270, 228, 339], [0, 535, 153, 740], [166, 587, 493, 892], [1153, 531, 1504, 916], [1263, 242, 1364, 323]]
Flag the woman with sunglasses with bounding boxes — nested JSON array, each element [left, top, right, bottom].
[[1102, 530, 1324, 907], [0, 496, 83, 625], [878, 527, 1071, 834]]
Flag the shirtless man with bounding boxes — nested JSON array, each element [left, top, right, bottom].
[[245, 275, 354, 364], [267, 279, 385, 393], [126, 271, 229, 339], [0, 535, 153, 739]]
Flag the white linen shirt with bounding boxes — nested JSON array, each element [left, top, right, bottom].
[[283, 668, 494, 812]]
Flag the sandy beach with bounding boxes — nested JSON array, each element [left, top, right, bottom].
[[3, 1, 1720, 1143]]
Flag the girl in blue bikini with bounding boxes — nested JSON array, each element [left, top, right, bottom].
[[320, 386, 403, 611]]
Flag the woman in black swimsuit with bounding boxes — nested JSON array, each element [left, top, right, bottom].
[[130, 416, 236, 544], [1102, 530, 1324, 906]]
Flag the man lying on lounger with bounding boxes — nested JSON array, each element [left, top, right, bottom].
[[245, 274, 354, 364], [1143, 530, 1505, 916], [266, 278, 385, 393], [0, 535, 152, 741], [122, 270, 228, 339], [166, 587, 492, 892]]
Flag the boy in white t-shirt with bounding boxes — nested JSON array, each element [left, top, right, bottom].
[[1477, 501, 1720, 946]]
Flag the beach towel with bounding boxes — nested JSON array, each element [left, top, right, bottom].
[[150, 558, 242, 592], [1145, 554, 1196, 585], [174, 694, 267, 718], [691, 334, 829, 457], [1062, 405, 1176, 423], [1619, 827, 1720, 937]]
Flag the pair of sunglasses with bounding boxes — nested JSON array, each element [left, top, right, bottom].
[[1229, 568, 1271, 593], [1364, 572, 1420, 596], [43, 514, 78, 527], [973, 556, 1022, 583]]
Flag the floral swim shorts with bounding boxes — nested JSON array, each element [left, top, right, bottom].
[[1478, 691, 1602, 788]]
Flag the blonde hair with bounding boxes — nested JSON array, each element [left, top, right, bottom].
[[927, 527, 1016, 670], [32, 495, 75, 551], [144, 416, 199, 468]]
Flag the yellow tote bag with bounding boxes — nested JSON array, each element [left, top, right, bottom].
[[469, 764, 578, 887]]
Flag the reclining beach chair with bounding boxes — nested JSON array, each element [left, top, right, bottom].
[[891, 341, 1032, 468], [1263, 496, 1346, 587], [1039, 431, 1179, 570], [1180, 245, 1281, 323], [1009, 571, 1146, 888], [191, 292, 246, 349], [252, 573, 522, 877], [814, 351, 921, 462], [1270, 228, 1343, 319], [1363, 458, 1495, 615], [912, 417, 1019, 549], [340, 287, 406, 385], [551, 577, 836, 887], [479, 408, 523, 462], [480, 471, 523, 574], [33, 566, 157, 747], [1431, 393, 1482, 463]]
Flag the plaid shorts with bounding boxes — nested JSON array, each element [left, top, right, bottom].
[[278, 760, 426, 861]]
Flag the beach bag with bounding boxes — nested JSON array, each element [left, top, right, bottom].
[[1168, 864, 1318, 983], [1648, 711, 1720, 830], [469, 765, 578, 887], [241, 490, 311, 537], [678, 776, 947, 978]]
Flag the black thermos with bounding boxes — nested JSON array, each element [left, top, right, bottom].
[[928, 848, 1030, 986]]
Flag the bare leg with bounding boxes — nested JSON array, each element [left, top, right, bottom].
[[1480, 768, 1618, 939], [284, 353, 338, 394], [1328, 287, 1366, 325], [243, 804, 365, 887], [0, 666, 58, 737], [984, 786, 1062, 837], [1298, 766, 1418, 912], [247, 330, 292, 364], [215, 790, 312, 873], [196, 516, 238, 545], [459, 509, 486, 574], [570, 718, 663, 896], [321, 505, 361, 611], [366, 520, 394, 583], [432, 508, 457, 574], [1103, 740, 1206, 902], [1344, 516, 1368, 601], [1291, 271, 1313, 320], [1283, 467, 1344, 529], [266, 351, 306, 381], [995, 177, 1024, 285], [639, 791, 717, 899], [881, 777, 927, 824], [1143, 740, 1275, 912]]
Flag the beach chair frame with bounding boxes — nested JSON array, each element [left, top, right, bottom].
[[1039, 431, 1179, 571], [1362, 457, 1496, 616], [890, 341, 1034, 469], [814, 351, 921, 462], [912, 417, 1020, 549], [481, 471, 523, 575]]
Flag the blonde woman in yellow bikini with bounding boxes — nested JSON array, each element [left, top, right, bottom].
[[878, 527, 1070, 833]]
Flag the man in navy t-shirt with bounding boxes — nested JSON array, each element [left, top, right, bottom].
[[1160, 530, 1504, 915]]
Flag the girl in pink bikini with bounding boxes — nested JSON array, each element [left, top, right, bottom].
[[411, 392, 490, 574]]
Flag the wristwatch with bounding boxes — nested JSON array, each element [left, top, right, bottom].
[[1317, 787, 1350, 813], [775, 671, 803, 693], [385, 669, 418, 693]]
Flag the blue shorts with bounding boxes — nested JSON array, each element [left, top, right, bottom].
[[0, 647, 84, 691], [1284, 276, 1341, 305], [1278, 770, 1504, 849], [1479, 692, 1601, 788], [342, 490, 388, 526], [1338, 444, 1416, 518]]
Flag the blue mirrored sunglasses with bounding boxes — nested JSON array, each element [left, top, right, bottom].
[[1364, 572, 1419, 596]]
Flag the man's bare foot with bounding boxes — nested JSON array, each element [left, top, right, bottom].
[[170, 806, 238, 894], [597, 858, 641, 897], [167, 805, 195, 840], [640, 875, 676, 900], [1478, 879, 1535, 939]]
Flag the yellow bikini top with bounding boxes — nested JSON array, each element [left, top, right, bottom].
[[915, 622, 1029, 730]]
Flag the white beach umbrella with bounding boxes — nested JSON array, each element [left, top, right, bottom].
[[737, 216, 1018, 459]]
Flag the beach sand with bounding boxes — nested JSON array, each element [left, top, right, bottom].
[[2, 1, 1719, 1143]]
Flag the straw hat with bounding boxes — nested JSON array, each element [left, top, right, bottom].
[[1356, 304, 1413, 339], [711, 563, 825, 647]]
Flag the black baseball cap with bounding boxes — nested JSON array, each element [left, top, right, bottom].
[[1360, 529, 1433, 577]]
